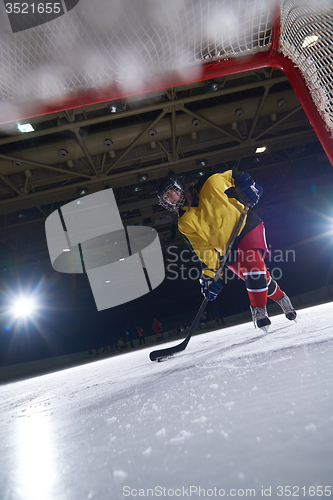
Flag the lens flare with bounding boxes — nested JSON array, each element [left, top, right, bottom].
[[10, 297, 37, 319]]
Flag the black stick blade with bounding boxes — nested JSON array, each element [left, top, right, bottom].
[[149, 337, 189, 361], [149, 299, 208, 362]]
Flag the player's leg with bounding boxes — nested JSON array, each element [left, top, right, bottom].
[[238, 248, 271, 330], [267, 272, 297, 320]]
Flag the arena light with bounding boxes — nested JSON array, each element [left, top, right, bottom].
[[17, 123, 34, 133], [205, 82, 219, 93], [10, 296, 37, 319], [109, 101, 124, 113], [4, 283, 46, 329], [138, 173, 148, 182], [255, 146, 266, 153]]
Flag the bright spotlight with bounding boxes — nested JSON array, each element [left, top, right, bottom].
[[17, 123, 34, 133], [10, 297, 37, 319]]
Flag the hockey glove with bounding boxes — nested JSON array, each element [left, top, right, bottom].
[[199, 274, 223, 301], [235, 173, 263, 207]]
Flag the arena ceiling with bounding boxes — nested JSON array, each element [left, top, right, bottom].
[[0, 66, 330, 270]]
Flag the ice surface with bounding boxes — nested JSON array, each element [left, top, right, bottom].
[[0, 303, 333, 500]]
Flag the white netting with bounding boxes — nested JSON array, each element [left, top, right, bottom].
[[2, 0, 333, 141], [279, 0, 333, 135], [0, 0, 272, 105]]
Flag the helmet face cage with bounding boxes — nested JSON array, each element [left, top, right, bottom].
[[157, 177, 185, 212]]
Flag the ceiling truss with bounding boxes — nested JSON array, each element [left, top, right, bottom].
[[0, 67, 328, 268]]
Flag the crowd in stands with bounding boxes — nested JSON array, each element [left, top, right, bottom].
[[87, 308, 225, 356]]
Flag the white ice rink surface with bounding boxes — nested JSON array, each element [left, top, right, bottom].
[[1, 303, 333, 500]]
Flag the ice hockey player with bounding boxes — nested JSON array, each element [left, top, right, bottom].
[[156, 170, 296, 331]]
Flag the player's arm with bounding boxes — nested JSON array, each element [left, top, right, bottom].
[[181, 230, 223, 301], [231, 168, 263, 207]]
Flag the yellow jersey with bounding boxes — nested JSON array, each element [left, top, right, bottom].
[[178, 171, 246, 273]]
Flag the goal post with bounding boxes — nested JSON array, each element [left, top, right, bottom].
[[0, 0, 332, 164]]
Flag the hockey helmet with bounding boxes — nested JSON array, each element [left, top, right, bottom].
[[156, 174, 186, 212]]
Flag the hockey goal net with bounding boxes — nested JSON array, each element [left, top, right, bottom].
[[0, 0, 332, 163]]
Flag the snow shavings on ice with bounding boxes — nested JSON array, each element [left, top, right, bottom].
[[0, 302, 333, 500], [113, 470, 128, 481]]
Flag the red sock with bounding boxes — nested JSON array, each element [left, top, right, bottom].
[[239, 249, 268, 308], [266, 272, 284, 301]]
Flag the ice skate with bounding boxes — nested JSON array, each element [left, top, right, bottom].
[[250, 305, 271, 332], [276, 293, 297, 321]]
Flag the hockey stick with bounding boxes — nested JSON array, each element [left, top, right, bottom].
[[149, 204, 250, 362]]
